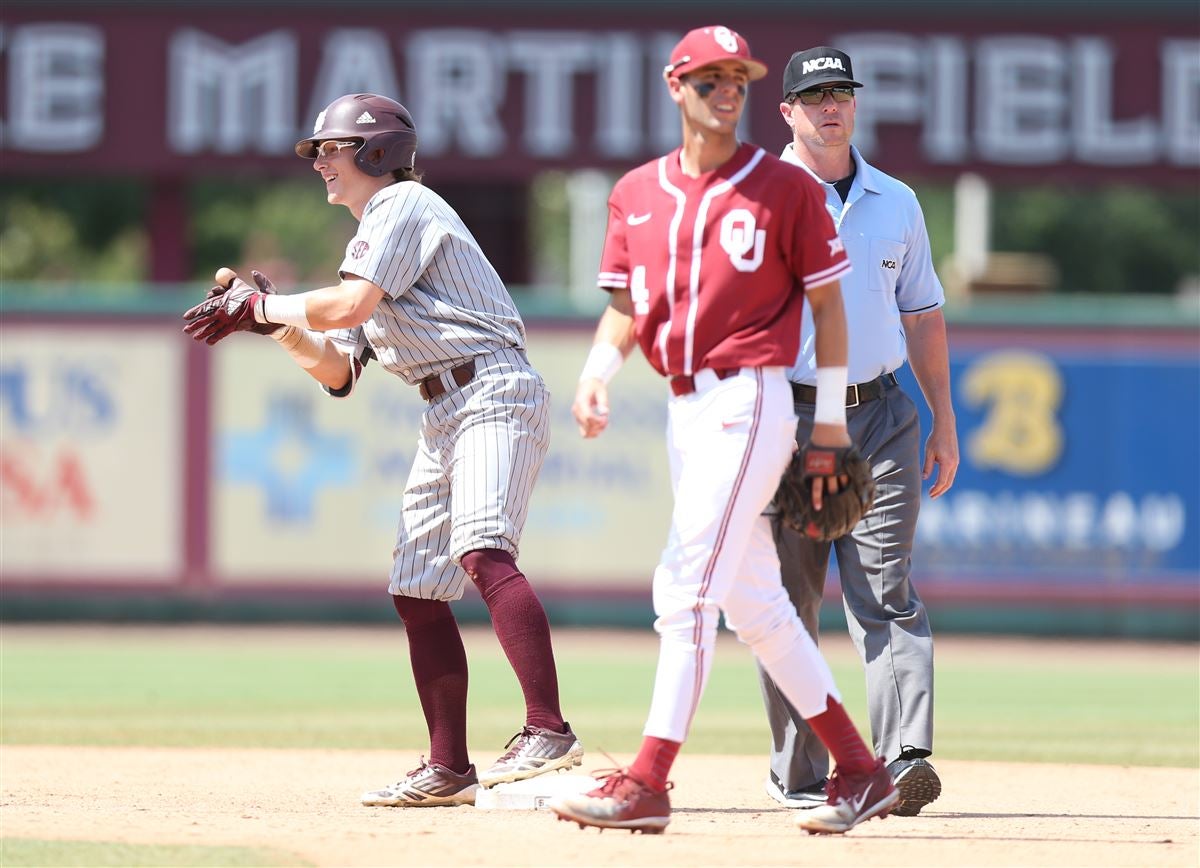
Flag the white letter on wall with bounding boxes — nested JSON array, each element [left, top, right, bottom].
[[594, 33, 642, 158], [406, 29, 504, 157], [1163, 39, 1200, 166], [976, 37, 1068, 164], [307, 29, 400, 126], [925, 36, 968, 163], [650, 31, 682, 153], [168, 30, 297, 154], [835, 33, 923, 159], [508, 31, 594, 157], [6, 24, 104, 152], [1073, 38, 1158, 165]]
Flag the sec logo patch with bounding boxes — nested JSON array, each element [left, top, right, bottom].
[[351, 240, 370, 259]]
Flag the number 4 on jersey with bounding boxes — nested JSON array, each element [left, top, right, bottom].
[[631, 266, 651, 314]]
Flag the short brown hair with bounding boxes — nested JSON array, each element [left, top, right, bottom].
[[391, 166, 424, 184]]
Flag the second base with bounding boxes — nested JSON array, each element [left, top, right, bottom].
[[474, 773, 598, 811]]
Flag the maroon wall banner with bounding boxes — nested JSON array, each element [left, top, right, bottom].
[[1, 7, 1197, 184]]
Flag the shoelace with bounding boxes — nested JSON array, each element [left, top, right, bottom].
[[496, 727, 536, 761], [824, 769, 852, 802], [401, 756, 431, 781], [585, 754, 673, 797], [824, 764, 884, 804], [587, 768, 628, 796]]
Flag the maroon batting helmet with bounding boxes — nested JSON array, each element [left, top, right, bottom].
[[295, 93, 418, 176]]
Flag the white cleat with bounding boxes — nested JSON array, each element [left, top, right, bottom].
[[796, 759, 899, 835], [361, 761, 479, 807], [478, 723, 584, 787]]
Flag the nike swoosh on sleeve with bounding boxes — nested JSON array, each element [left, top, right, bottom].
[[626, 213, 652, 225]]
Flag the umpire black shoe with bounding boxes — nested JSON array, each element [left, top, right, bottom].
[[886, 756, 941, 816], [764, 771, 828, 808]]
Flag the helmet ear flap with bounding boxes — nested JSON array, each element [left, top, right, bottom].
[[362, 146, 386, 171]]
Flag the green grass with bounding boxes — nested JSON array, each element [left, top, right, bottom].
[[3, 629, 1193, 867], [0, 838, 308, 867], [1, 628, 1196, 767]]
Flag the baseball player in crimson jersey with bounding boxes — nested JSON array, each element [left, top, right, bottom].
[[548, 27, 897, 836], [182, 93, 582, 806]]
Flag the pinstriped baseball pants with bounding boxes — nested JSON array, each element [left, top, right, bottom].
[[388, 347, 550, 601]]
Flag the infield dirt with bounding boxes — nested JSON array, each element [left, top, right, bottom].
[[3, 744, 1197, 867]]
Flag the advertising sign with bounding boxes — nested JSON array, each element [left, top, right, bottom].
[[902, 329, 1199, 597], [1, 9, 1195, 184], [208, 322, 1198, 599], [210, 327, 673, 589], [0, 326, 185, 579]]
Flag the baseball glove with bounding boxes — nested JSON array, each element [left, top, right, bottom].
[[774, 444, 876, 541], [182, 269, 279, 344]]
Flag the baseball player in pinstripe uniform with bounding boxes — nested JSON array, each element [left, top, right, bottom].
[[759, 47, 959, 818], [548, 27, 896, 836], [182, 93, 582, 807]]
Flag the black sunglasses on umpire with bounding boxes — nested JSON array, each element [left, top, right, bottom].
[[790, 86, 855, 106]]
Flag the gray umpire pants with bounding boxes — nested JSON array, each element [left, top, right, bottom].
[[757, 378, 934, 789]]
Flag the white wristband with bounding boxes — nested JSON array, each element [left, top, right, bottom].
[[814, 366, 848, 425], [260, 294, 311, 329], [271, 326, 325, 369], [579, 343, 624, 384]]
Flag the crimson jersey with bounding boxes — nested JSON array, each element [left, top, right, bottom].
[[598, 142, 850, 378]]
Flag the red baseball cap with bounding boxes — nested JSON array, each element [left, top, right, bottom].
[[664, 26, 767, 81]]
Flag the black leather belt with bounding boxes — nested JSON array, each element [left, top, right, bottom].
[[791, 372, 898, 408], [670, 368, 740, 397], [419, 360, 476, 401]]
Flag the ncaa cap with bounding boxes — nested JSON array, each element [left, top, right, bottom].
[[782, 46, 863, 99], [664, 25, 767, 81]]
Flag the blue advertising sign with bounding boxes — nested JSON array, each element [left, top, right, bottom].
[[898, 328, 1199, 598]]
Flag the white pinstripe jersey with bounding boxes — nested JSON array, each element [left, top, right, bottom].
[[325, 182, 526, 385], [597, 143, 849, 379]]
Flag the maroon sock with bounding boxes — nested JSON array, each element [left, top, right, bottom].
[[391, 595, 471, 775], [629, 736, 680, 791], [805, 695, 876, 776], [460, 549, 564, 731]]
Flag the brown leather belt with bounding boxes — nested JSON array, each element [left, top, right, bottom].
[[790, 372, 899, 408], [670, 368, 741, 397], [419, 360, 476, 401]]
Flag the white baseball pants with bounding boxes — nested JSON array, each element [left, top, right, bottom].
[[643, 367, 841, 742]]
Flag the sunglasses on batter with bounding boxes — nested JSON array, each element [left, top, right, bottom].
[[314, 140, 360, 158], [788, 86, 855, 106]]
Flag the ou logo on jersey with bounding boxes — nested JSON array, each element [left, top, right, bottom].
[[720, 209, 765, 272]]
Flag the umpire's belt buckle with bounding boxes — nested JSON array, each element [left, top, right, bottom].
[[419, 359, 476, 401], [846, 383, 861, 409]]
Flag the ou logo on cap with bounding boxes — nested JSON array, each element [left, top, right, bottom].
[[712, 26, 739, 53]]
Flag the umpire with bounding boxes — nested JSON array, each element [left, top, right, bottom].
[[759, 46, 959, 817]]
